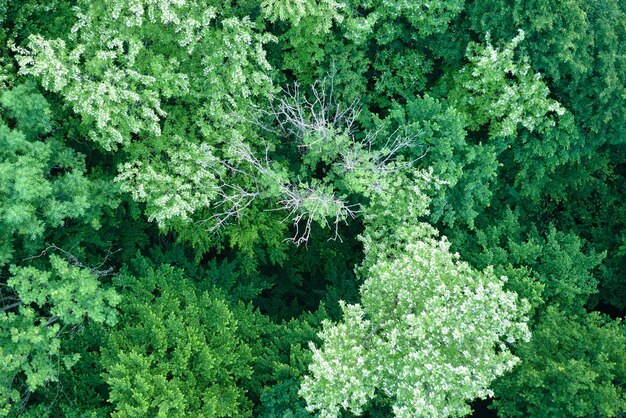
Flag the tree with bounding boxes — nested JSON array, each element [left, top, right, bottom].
[[15, 0, 275, 151], [0, 255, 119, 416], [0, 83, 116, 266], [101, 261, 255, 417], [2, 1, 625, 416], [300, 222, 530, 417], [450, 30, 565, 140], [492, 307, 626, 417], [467, 0, 625, 142]]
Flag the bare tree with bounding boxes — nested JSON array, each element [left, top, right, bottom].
[[270, 69, 361, 145], [196, 140, 272, 232], [201, 138, 359, 245], [275, 183, 360, 245], [195, 70, 427, 245]]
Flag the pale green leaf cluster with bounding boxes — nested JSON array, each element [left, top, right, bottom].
[[116, 141, 223, 226], [453, 30, 565, 139], [16, 0, 274, 150], [261, 0, 345, 30], [8, 256, 119, 326], [15, 36, 167, 149], [300, 225, 530, 417]]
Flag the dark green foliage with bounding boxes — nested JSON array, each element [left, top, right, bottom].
[[455, 210, 604, 312], [492, 308, 626, 417], [102, 262, 254, 417], [2, 0, 77, 42], [252, 308, 327, 417]]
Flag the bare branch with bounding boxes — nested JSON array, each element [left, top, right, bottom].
[[21, 244, 120, 277], [275, 183, 360, 245], [270, 69, 362, 145], [194, 70, 428, 246]]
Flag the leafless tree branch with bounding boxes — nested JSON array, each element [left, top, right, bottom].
[[21, 244, 120, 277]]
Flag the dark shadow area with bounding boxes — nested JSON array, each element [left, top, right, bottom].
[[470, 397, 498, 418]]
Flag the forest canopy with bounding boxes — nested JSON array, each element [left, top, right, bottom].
[[0, 0, 625, 417]]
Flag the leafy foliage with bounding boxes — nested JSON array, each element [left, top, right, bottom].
[[102, 262, 254, 417], [0, 256, 119, 416], [0, 0, 624, 416], [16, 0, 274, 151], [450, 30, 565, 140], [300, 224, 530, 417], [492, 308, 626, 417], [0, 83, 113, 266]]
